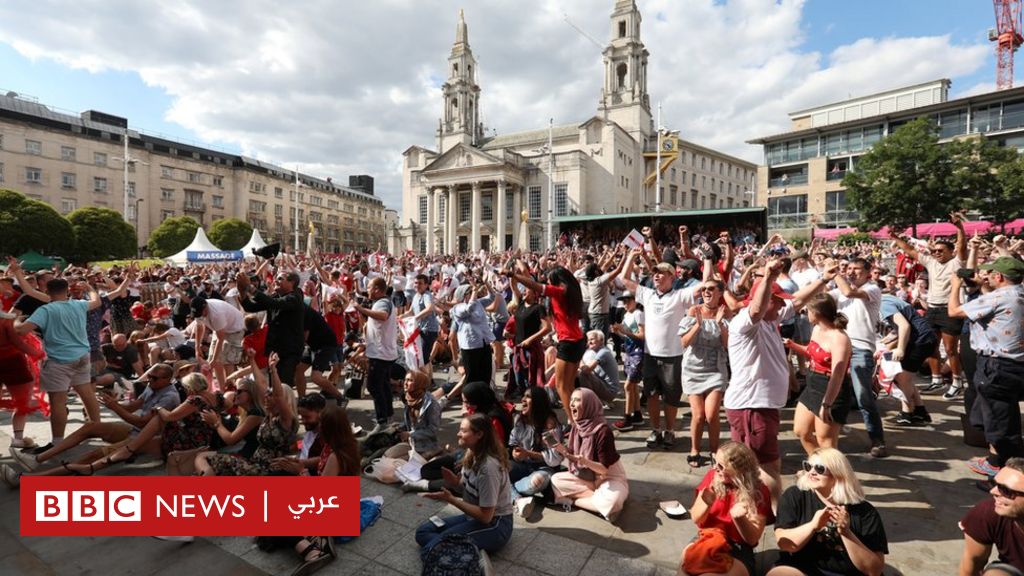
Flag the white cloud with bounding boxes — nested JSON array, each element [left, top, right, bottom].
[[0, 0, 991, 212]]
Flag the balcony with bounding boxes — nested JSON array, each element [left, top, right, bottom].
[[826, 169, 847, 181], [768, 174, 808, 188], [183, 200, 206, 212], [768, 212, 810, 229], [821, 210, 858, 228]]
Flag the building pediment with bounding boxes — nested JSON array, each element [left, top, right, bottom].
[[422, 143, 504, 173]]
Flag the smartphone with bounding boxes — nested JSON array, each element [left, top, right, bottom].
[[429, 515, 445, 528], [542, 430, 558, 446]]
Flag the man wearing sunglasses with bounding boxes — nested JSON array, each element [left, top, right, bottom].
[[959, 457, 1024, 576]]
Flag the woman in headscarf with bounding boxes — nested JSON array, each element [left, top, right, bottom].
[[548, 388, 628, 523]]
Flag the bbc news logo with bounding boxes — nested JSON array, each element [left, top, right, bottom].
[[21, 477, 359, 536], [36, 491, 141, 522]]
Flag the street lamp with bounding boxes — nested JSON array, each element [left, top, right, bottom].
[[134, 198, 145, 257]]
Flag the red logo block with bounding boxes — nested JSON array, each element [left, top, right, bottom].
[[21, 476, 360, 536]]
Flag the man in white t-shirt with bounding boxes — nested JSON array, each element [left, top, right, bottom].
[[725, 257, 835, 498], [622, 249, 699, 450], [191, 296, 246, 388], [346, 277, 397, 431], [832, 257, 887, 458]]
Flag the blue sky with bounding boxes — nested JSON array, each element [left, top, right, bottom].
[[0, 0, 1001, 210]]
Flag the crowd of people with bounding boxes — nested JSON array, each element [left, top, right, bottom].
[[0, 213, 1022, 576]]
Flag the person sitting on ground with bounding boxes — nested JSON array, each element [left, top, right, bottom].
[[195, 352, 297, 476], [578, 330, 621, 402], [461, 380, 514, 446], [682, 441, 774, 576], [3, 363, 181, 485], [784, 293, 854, 456], [195, 373, 266, 459], [270, 393, 327, 476], [63, 371, 224, 475], [509, 386, 564, 518], [549, 388, 629, 523], [416, 413, 514, 557], [959, 457, 1024, 576], [769, 447, 888, 576], [386, 369, 442, 460]]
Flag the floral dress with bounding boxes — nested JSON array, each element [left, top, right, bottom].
[[207, 416, 299, 476], [161, 392, 225, 457]]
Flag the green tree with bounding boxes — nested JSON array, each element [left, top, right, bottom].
[[147, 216, 200, 258], [843, 117, 961, 233], [207, 218, 253, 250], [67, 207, 138, 262], [977, 145, 1024, 230], [0, 188, 75, 258], [836, 231, 873, 246]]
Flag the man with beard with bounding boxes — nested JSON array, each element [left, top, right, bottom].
[[271, 393, 328, 475], [960, 458, 1024, 575], [235, 270, 305, 385]]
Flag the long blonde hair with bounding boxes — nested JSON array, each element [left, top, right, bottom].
[[796, 447, 865, 505], [712, 442, 764, 510]]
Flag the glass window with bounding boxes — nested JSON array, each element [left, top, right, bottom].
[[25, 167, 41, 183], [418, 195, 428, 224], [864, 125, 883, 147], [212, 195, 224, 208], [528, 186, 542, 219], [25, 139, 41, 155], [459, 192, 471, 222], [61, 199, 77, 213], [940, 110, 968, 138], [482, 192, 494, 221], [61, 172, 76, 188], [93, 177, 107, 192], [160, 165, 173, 178], [825, 133, 845, 156], [61, 146, 76, 161], [768, 194, 808, 216], [161, 188, 174, 201], [439, 194, 446, 223], [505, 189, 514, 219], [1003, 101, 1024, 131], [95, 152, 108, 166]]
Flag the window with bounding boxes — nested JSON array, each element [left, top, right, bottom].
[[701, 176, 706, 189], [710, 193, 717, 207], [418, 195, 428, 224], [160, 188, 174, 201], [529, 233, 541, 252], [212, 195, 224, 208], [93, 177, 108, 193], [274, 187, 283, 198], [438, 194, 446, 223], [311, 196, 322, 206], [459, 192, 471, 222], [127, 181, 136, 198], [701, 156, 706, 170], [670, 184, 678, 206], [214, 176, 223, 188], [61, 199, 77, 213], [95, 152, 108, 166], [161, 210, 175, 222], [25, 167, 42, 183], [691, 189, 698, 209], [248, 200, 266, 213], [505, 190, 514, 219], [700, 196, 706, 209], [554, 183, 569, 216], [61, 172, 76, 188], [161, 165, 173, 178], [25, 139, 41, 155], [768, 194, 809, 228], [328, 200, 338, 210], [61, 146, 76, 161], [528, 186, 542, 219], [126, 204, 137, 221], [691, 173, 696, 187], [188, 172, 202, 184], [482, 192, 493, 221], [618, 20, 626, 38], [274, 204, 283, 217]]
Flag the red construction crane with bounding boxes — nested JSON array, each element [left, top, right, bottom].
[[992, 0, 1024, 89]]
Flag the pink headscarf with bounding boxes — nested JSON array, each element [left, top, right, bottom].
[[568, 388, 606, 475]]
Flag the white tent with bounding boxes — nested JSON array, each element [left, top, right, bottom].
[[164, 228, 223, 266], [240, 228, 268, 258]]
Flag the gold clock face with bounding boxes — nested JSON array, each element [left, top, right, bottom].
[[663, 140, 673, 151]]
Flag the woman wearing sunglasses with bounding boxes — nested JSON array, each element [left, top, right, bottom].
[[784, 293, 854, 456], [683, 442, 774, 576], [678, 279, 731, 467], [769, 448, 887, 576]]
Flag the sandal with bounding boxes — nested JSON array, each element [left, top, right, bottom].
[[686, 454, 702, 467], [62, 461, 95, 476], [103, 446, 137, 467], [291, 541, 334, 576]]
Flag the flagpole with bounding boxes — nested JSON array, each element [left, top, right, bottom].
[[293, 167, 300, 253], [546, 118, 554, 251]]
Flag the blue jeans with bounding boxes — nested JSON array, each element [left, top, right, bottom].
[[850, 348, 884, 442], [415, 513, 513, 557], [509, 461, 553, 499]]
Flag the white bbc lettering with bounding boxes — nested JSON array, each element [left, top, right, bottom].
[[72, 491, 106, 521], [155, 494, 246, 518], [36, 491, 68, 522], [35, 491, 141, 522]]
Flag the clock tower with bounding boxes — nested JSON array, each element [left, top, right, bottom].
[[438, 10, 485, 153], [599, 0, 652, 143]]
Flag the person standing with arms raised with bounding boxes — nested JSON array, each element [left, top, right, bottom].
[[235, 268, 305, 385]]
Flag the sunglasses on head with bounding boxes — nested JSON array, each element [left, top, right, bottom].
[[801, 460, 830, 476], [989, 478, 1024, 499]]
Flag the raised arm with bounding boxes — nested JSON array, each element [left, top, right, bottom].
[[951, 211, 967, 263], [889, 233, 920, 261]]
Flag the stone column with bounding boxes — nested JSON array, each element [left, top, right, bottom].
[[446, 185, 458, 254], [495, 180, 507, 252], [470, 181, 482, 252], [426, 187, 437, 255], [509, 185, 520, 250]]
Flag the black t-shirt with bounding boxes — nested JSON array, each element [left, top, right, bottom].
[[304, 305, 338, 350], [961, 497, 1024, 571], [514, 303, 545, 345], [13, 294, 45, 317], [101, 343, 141, 378], [775, 486, 889, 575]]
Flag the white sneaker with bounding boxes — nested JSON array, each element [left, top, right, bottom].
[[152, 535, 195, 543], [515, 496, 536, 519], [9, 447, 40, 471], [1, 464, 21, 488], [10, 437, 36, 449], [943, 383, 964, 400]]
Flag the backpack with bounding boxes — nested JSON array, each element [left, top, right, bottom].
[[421, 533, 484, 576]]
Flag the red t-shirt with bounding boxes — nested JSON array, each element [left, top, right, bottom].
[[695, 469, 775, 545], [542, 284, 583, 342], [242, 325, 269, 369], [325, 311, 346, 344]]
